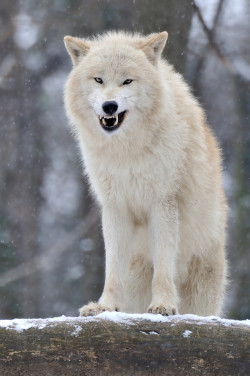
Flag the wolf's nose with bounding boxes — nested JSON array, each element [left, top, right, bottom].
[[102, 101, 118, 115]]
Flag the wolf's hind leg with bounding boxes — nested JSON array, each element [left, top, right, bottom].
[[178, 244, 227, 316]]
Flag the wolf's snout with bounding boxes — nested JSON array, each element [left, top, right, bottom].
[[102, 101, 118, 115]]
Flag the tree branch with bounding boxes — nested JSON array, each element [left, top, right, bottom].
[[0, 313, 249, 375], [192, 0, 250, 82], [192, 0, 234, 71], [212, 0, 225, 30]]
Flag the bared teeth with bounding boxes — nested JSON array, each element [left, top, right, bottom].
[[98, 111, 126, 130], [99, 115, 117, 127]]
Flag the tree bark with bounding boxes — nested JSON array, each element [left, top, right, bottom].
[[0, 315, 249, 375]]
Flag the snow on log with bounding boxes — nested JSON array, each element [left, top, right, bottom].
[[0, 312, 250, 375]]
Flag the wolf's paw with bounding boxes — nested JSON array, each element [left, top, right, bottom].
[[147, 303, 177, 316], [79, 301, 119, 317]]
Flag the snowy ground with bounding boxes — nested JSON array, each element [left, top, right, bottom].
[[0, 312, 249, 333]]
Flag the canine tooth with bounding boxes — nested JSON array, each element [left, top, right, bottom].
[[114, 115, 118, 126], [103, 118, 107, 125]]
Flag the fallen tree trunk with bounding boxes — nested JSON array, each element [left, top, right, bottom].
[[0, 313, 249, 375]]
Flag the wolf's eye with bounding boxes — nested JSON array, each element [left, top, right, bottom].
[[94, 77, 103, 84], [123, 79, 133, 85]]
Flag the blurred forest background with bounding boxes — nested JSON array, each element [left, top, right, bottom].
[[0, 0, 249, 320]]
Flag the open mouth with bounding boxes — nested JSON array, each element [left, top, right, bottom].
[[98, 111, 127, 132]]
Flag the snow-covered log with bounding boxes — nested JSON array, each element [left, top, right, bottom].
[[0, 312, 249, 375]]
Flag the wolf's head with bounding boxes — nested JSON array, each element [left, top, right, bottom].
[[64, 31, 168, 136]]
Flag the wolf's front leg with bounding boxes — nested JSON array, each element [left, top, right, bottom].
[[80, 207, 129, 316], [147, 199, 179, 316]]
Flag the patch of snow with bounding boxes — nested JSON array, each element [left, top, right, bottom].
[[71, 325, 82, 336], [140, 330, 159, 336], [0, 315, 95, 332], [96, 311, 133, 324], [183, 330, 192, 338], [94, 312, 250, 328], [0, 313, 249, 332], [0, 319, 37, 332]]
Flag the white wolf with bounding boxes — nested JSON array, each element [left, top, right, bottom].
[[64, 31, 227, 316]]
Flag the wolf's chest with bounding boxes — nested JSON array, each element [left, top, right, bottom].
[[91, 160, 159, 212]]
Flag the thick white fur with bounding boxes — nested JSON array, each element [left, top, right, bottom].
[[64, 31, 228, 316]]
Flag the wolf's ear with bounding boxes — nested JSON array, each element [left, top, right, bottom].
[[64, 36, 90, 66], [141, 31, 168, 64]]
